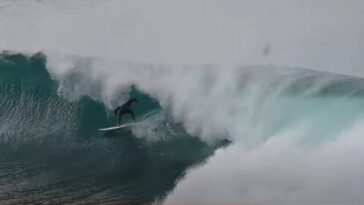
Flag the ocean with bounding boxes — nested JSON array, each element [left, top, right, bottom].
[[1, 1, 364, 204]]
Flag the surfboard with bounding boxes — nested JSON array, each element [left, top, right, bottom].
[[98, 110, 157, 132], [98, 122, 137, 131]]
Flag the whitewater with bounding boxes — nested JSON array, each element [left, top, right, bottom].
[[0, 0, 364, 204]]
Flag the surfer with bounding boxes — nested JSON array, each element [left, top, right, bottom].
[[114, 98, 138, 125]]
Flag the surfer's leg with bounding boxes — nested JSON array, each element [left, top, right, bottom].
[[118, 113, 122, 125], [118, 110, 125, 125], [129, 111, 136, 122], [124, 109, 136, 122]]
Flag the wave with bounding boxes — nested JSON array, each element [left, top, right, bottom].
[[1, 51, 364, 203], [44, 52, 364, 144], [44, 52, 364, 204]]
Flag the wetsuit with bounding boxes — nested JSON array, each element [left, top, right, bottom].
[[114, 98, 138, 125]]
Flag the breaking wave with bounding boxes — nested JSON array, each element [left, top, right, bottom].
[[1, 51, 364, 203]]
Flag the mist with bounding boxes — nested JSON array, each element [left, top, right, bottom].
[[0, 0, 363, 75]]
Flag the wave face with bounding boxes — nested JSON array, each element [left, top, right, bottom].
[[0, 53, 223, 204]]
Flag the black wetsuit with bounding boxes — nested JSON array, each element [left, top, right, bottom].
[[114, 98, 138, 125]]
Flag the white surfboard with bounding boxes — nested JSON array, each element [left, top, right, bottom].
[[98, 122, 137, 131]]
